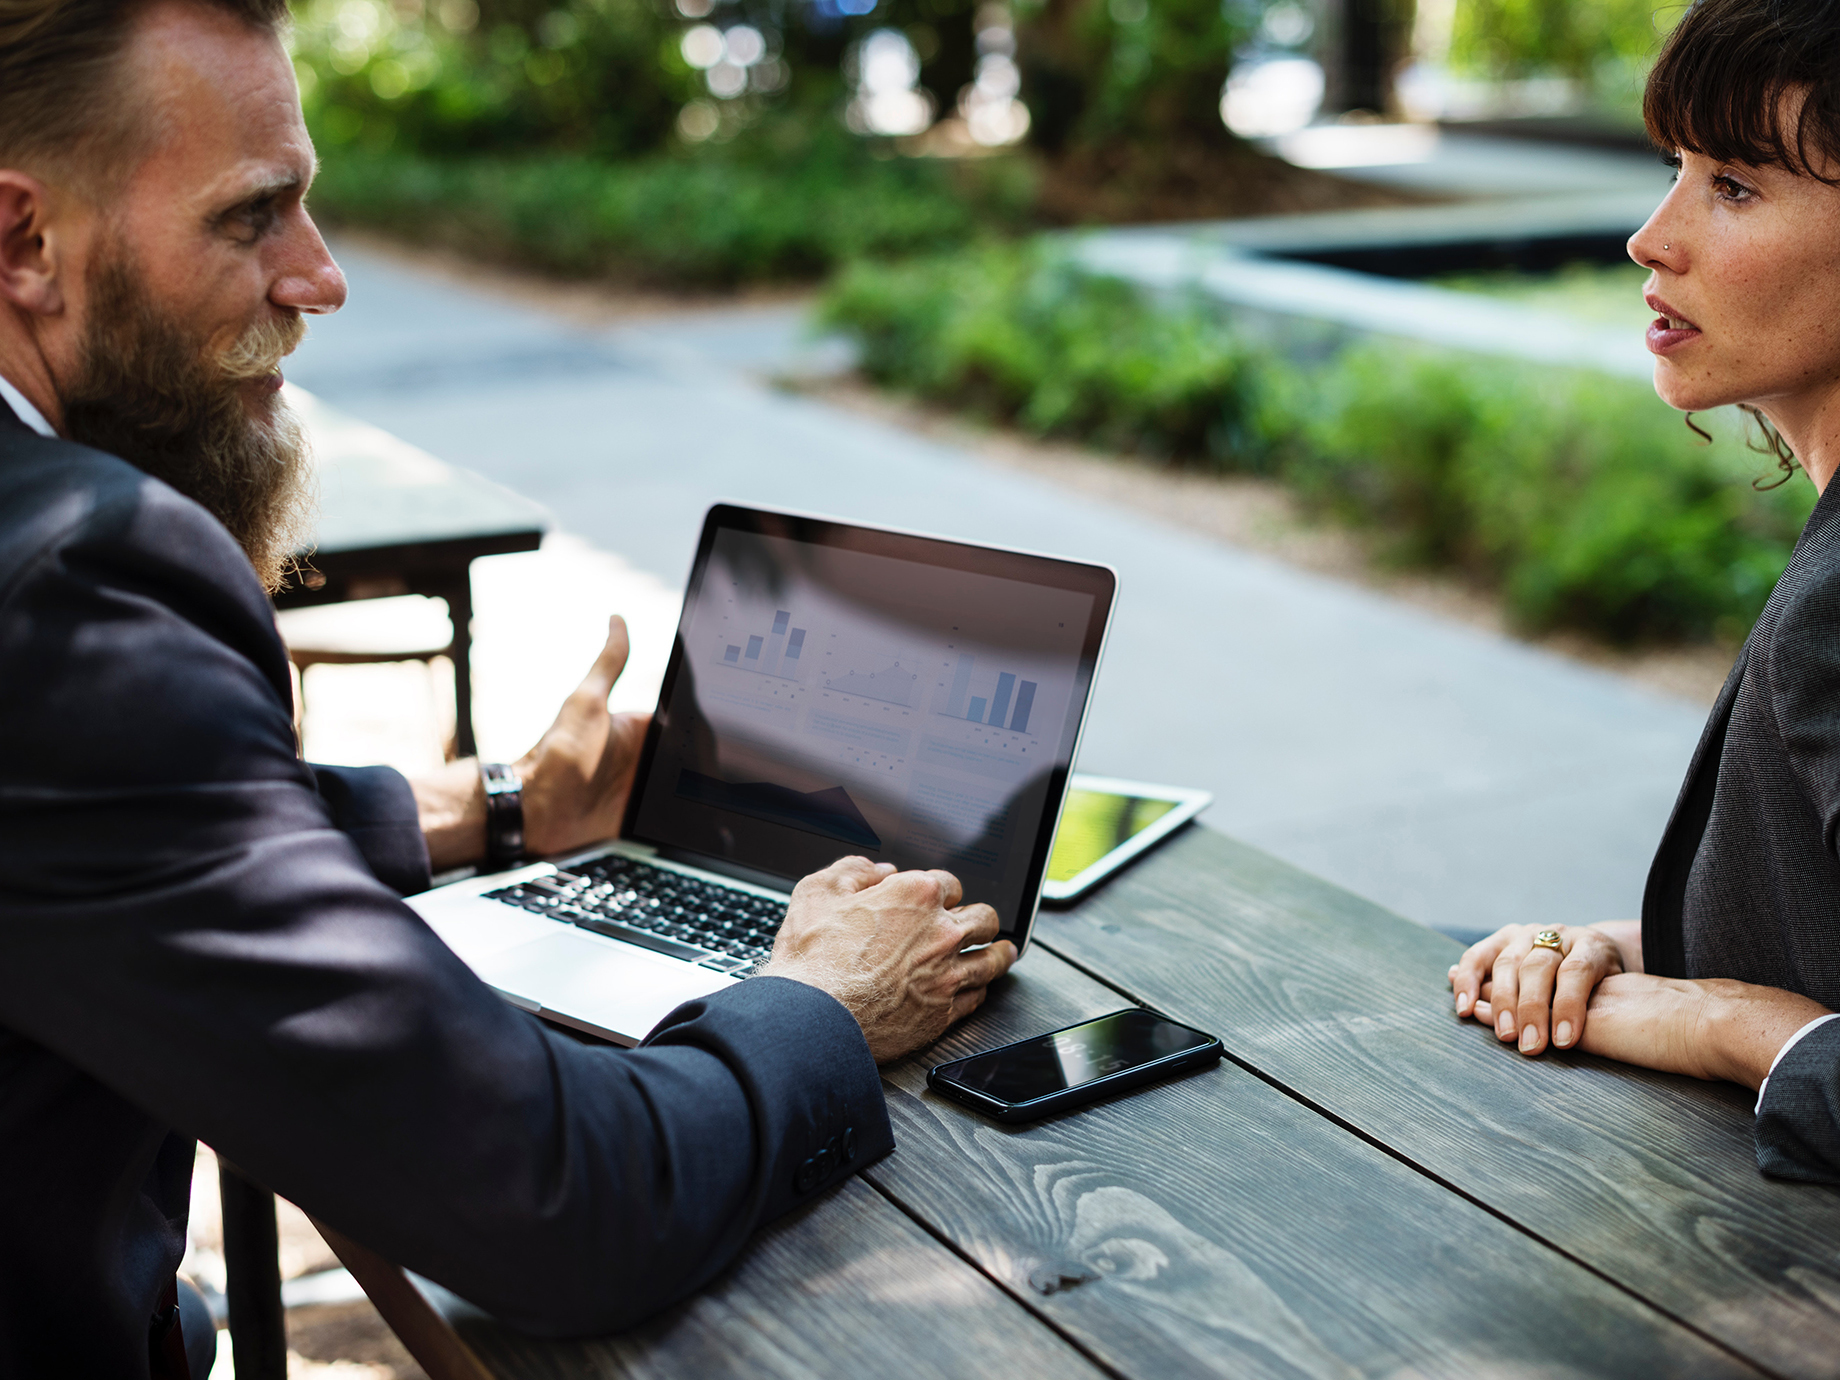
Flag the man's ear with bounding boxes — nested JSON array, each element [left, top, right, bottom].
[[0, 171, 66, 317]]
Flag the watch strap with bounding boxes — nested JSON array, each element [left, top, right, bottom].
[[480, 761, 525, 870]]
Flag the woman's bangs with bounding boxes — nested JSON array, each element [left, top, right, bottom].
[[1644, 0, 1840, 180]]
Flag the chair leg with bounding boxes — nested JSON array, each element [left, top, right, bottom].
[[310, 1218, 497, 1380], [218, 1161, 288, 1380], [437, 576, 477, 761]]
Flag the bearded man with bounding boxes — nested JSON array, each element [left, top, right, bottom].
[[0, 2, 1015, 1375]]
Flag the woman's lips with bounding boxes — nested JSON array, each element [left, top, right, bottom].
[[1644, 294, 1701, 356]]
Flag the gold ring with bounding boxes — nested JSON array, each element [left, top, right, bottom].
[[1531, 928, 1564, 954]]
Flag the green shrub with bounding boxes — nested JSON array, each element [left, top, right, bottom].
[[818, 244, 1270, 463], [818, 245, 1818, 644], [1287, 348, 1486, 567], [1288, 344, 1814, 641], [290, 0, 878, 163], [307, 133, 1034, 286], [289, 0, 1032, 287]]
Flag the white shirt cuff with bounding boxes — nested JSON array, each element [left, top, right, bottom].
[[1755, 1012, 1840, 1113]]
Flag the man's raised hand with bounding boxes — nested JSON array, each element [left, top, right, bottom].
[[517, 615, 651, 857], [761, 856, 1018, 1063]]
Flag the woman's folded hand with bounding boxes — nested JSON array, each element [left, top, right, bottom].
[[1578, 973, 1833, 1089], [1448, 923, 1631, 1056]]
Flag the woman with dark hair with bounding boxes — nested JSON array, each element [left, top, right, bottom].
[[1447, 0, 1840, 1182]]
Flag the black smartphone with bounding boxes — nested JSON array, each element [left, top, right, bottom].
[[927, 1009, 1223, 1123]]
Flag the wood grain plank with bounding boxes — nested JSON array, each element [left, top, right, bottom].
[[1037, 824, 1840, 1379], [413, 1175, 1108, 1380], [868, 947, 1763, 1380]]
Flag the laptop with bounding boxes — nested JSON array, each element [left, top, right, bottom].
[[409, 503, 1117, 1044]]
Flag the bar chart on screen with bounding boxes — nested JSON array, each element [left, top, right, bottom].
[[931, 651, 1039, 735], [714, 607, 810, 682]]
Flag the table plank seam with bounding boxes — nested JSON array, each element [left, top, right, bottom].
[[857, 1174, 1133, 1380], [1033, 936, 1787, 1380]]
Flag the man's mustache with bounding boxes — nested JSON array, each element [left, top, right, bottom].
[[219, 312, 306, 383]]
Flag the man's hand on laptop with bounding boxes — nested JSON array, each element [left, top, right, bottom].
[[760, 857, 1019, 1063], [415, 616, 650, 871]]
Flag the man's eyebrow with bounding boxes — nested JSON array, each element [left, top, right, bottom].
[[207, 163, 316, 223]]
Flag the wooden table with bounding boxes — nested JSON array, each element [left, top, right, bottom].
[[272, 388, 547, 758], [391, 825, 1840, 1379]]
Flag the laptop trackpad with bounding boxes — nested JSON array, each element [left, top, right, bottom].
[[480, 932, 734, 1043]]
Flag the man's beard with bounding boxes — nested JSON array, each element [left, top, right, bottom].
[[60, 248, 315, 593]]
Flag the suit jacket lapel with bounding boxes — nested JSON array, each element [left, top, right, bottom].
[[1640, 640, 1749, 978]]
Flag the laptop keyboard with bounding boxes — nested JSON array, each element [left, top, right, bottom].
[[485, 853, 785, 975]]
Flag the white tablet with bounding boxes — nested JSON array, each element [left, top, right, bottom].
[[1040, 774, 1213, 905]]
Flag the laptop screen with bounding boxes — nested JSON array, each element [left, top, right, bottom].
[[625, 505, 1116, 940]]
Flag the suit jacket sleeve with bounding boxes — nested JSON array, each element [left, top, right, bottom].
[[307, 763, 430, 897], [1756, 1020, 1840, 1183], [1743, 570, 1840, 1176], [0, 459, 892, 1335]]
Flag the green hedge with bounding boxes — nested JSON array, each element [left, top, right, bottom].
[[817, 244, 1815, 643], [1289, 346, 1809, 641], [307, 137, 1034, 287], [819, 248, 1269, 462]]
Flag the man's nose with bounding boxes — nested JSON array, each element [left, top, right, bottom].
[[271, 213, 348, 316]]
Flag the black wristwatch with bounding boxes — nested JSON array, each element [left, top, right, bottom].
[[480, 762, 525, 871]]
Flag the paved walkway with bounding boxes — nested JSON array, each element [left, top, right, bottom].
[[1265, 125, 1669, 198], [1070, 135, 1671, 377], [1061, 127, 1671, 374], [286, 239, 1713, 941]]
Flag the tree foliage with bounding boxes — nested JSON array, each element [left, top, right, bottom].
[[1013, 0, 1249, 155], [293, 0, 697, 156], [291, 0, 901, 157], [1448, 0, 1675, 78]]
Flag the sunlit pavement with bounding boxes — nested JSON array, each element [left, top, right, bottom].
[[282, 238, 1710, 941]]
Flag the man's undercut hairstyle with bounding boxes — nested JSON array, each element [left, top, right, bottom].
[[0, 0, 288, 194], [1645, 0, 1840, 184]]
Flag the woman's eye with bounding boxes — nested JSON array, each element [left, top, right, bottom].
[[1713, 174, 1755, 202]]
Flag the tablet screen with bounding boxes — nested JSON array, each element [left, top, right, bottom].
[[1047, 788, 1181, 883]]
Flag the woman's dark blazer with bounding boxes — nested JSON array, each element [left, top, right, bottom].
[[1644, 479, 1840, 1184]]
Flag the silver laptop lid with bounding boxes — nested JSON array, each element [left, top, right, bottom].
[[622, 503, 1117, 952]]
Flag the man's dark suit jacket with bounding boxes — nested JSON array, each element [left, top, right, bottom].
[[1645, 476, 1840, 1184], [0, 401, 893, 1376]]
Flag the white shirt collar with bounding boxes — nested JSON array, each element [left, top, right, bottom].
[[0, 373, 56, 438]]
